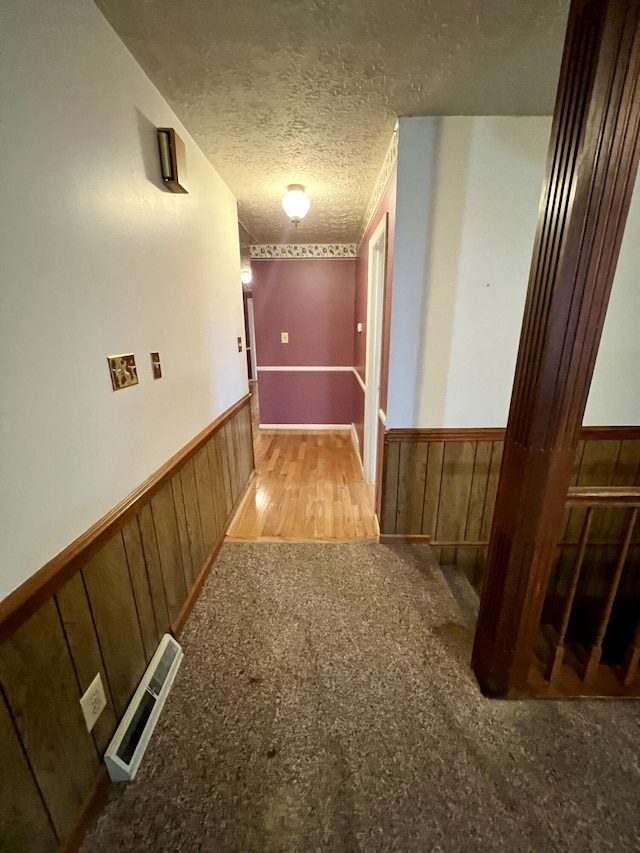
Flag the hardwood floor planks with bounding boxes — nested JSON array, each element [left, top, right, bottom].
[[227, 427, 376, 542]]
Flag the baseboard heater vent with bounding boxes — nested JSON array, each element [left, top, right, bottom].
[[105, 634, 183, 782]]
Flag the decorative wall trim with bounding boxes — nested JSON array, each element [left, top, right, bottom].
[[257, 365, 353, 372], [379, 534, 432, 545], [0, 396, 255, 852], [257, 366, 368, 397], [358, 122, 399, 246], [0, 392, 251, 642], [259, 424, 351, 431], [380, 425, 640, 586], [352, 368, 366, 394], [385, 425, 640, 442], [250, 244, 356, 260]]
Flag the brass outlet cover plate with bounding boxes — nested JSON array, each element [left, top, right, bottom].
[[107, 354, 138, 391]]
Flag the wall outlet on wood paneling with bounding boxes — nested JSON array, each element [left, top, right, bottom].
[[281, 332, 288, 343], [80, 673, 107, 732]]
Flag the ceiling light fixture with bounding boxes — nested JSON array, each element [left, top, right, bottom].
[[282, 184, 310, 226]]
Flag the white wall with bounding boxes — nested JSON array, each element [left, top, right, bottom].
[[584, 177, 640, 425], [387, 115, 640, 429], [385, 118, 439, 427], [0, 0, 248, 598]]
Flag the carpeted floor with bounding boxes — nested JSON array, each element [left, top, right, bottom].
[[82, 543, 640, 852]]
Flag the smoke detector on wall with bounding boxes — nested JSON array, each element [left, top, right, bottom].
[[282, 184, 310, 226]]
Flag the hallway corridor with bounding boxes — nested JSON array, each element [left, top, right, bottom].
[[226, 387, 377, 541]]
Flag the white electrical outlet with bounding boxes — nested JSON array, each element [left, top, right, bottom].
[[281, 331, 289, 343], [80, 673, 107, 732]]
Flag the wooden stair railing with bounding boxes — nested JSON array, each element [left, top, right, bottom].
[[532, 487, 640, 698]]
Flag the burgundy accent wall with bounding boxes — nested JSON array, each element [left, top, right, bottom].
[[252, 259, 356, 425], [352, 166, 398, 461], [258, 371, 354, 425], [253, 259, 355, 366]]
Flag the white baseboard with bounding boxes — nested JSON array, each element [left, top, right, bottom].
[[350, 423, 366, 478], [259, 423, 351, 431]]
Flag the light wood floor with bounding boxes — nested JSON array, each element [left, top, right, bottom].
[[226, 389, 377, 541]]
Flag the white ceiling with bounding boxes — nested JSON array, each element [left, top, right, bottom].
[[95, 0, 569, 243]]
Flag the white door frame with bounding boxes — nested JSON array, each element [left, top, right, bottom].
[[246, 297, 258, 380], [363, 215, 387, 485]]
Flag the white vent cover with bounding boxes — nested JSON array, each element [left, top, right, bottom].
[[105, 633, 183, 782]]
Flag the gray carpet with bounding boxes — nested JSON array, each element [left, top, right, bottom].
[[82, 543, 640, 852]]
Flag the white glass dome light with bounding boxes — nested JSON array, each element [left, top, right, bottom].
[[240, 268, 253, 285], [282, 184, 310, 226]]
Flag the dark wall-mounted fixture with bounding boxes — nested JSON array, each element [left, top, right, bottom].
[[157, 128, 188, 193]]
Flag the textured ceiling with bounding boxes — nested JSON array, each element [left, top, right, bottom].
[[95, 0, 569, 243]]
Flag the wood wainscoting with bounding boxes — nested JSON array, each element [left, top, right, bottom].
[[380, 427, 640, 585], [0, 395, 254, 852]]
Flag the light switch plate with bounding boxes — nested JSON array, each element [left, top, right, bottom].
[[281, 332, 289, 344], [357, 322, 363, 333], [107, 354, 138, 390], [150, 352, 162, 379], [80, 673, 107, 732]]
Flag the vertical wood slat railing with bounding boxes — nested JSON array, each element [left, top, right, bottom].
[[538, 487, 640, 696]]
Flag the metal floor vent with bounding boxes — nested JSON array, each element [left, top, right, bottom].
[[105, 634, 183, 782]]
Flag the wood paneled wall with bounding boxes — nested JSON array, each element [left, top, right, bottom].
[[381, 428, 640, 584], [0, 396, 254, 852]]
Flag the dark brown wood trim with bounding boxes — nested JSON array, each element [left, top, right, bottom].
[[578, 426, 640, 441], [170, 471, 256, 637], [378, 534, 432, 545], [0, 394, 252, 643], [385, 428, 506, 443], [566, 486, 640, 506], [429, 537, 640, 548], [473, 0, 640, 697], [60, 767, 111, 853], [385, 425, 640, 443]]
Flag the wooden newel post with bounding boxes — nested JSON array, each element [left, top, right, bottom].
[[472, 0, 640, 696]]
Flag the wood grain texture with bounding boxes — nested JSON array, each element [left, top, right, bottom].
[[137, 504, 171, 637], [55, 574, 118, 754], [82, 535, 147, 718], [150, 482, 188, 624], [193, 446, 217, 554], [379, 431, 638, 587], [59, 767, 110, 853], [121, 517, 159, 662], [205, 438, 226, 541], [0, 395, 251, 642], [171, 474, 195, 589], [380, 440, 400, 535], [395, 441, 428, 535], [227, 429, 377, 541], [179, 457, 206, 574], [0, 689, 57, 852], [436, 441, 476, 564], [213, 429, 233, 518], [0, 601, 99, 840], [457, 441, 492, 583], [0, 397, 254, 853]]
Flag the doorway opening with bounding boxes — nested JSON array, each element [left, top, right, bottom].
[[363, 214, 387, 487]]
